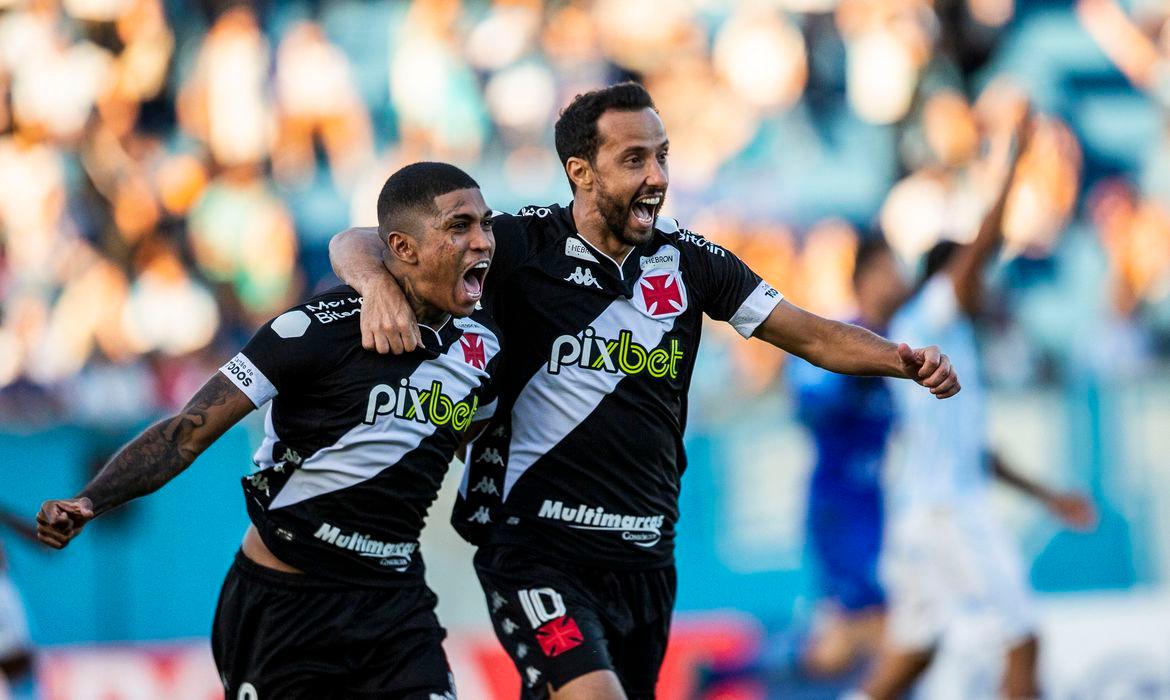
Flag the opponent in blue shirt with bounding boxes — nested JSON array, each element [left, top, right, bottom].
[[789, 237, 906, 676]]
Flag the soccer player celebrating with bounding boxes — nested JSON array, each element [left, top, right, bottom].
[[853, 112, 1096, 700], [36, 162, 500, 699], [330, 83, 960, 700], [786, 237, 906, 678]]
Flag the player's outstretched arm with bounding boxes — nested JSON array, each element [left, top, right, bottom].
[[991, 453, 1097, 530], [329, 227, 420, 354], [0, 507, 40, 543], [947, 109, 1032, 316], [35, 373, 255, 550], [753, 300, 960, 398]]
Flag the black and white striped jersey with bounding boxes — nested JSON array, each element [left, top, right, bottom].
[[454, 204, 782, 568], [220, 285, 501, 586]]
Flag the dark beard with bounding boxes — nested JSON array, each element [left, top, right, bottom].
[[596, 181, 654, 247]]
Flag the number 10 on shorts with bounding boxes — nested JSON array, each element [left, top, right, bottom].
[[518, 587, 566, 628]]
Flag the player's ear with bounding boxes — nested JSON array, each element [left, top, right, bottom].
[[385, 230, 419, 265], [565, 156, 593, 192]]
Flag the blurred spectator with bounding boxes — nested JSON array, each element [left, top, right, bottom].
[[272, 21, 374, 191], [882, 84, 1080, 262], [836, 0, 938, 125], [177, 6, 272, 168], [187, 167, 300, 323], [390, 0, 488, 160], [1078, 0, 1170, 205]]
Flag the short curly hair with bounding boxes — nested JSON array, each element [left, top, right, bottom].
[[554, 82, 657, 189]]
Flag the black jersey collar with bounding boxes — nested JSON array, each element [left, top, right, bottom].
[[419, 316, 463, 354], [562, 201, 673, 290]]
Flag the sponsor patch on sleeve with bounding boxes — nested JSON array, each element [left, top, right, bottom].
[[729, 280, 784, 338], [271, 309, 312, 338], [219, 352, 277, 407]]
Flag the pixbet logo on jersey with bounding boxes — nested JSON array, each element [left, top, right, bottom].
[[363, 379, 479, 432], [538, 500, 664, 547], [548, 329, 684, 379]]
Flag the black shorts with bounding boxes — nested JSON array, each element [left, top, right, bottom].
[[473, 545, 676, 699], [211, 551, 456, 699]]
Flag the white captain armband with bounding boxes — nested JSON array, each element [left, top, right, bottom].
[[728, 281, 784, 338], [219, 352, 278, 407]]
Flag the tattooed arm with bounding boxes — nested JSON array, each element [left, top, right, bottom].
[[36, 373, 255, 549]]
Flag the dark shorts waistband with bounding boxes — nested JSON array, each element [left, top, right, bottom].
[[231, 550, 404, 591]]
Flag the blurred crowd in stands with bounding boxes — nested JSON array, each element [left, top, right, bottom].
[[0, 0, 1168, 426]]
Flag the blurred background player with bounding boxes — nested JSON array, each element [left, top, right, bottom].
[[854, 110, 1098, 700], [0, 509, 36, 700], [786, 237, 907, 679]]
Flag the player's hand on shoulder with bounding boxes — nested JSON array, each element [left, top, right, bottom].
[[359, 269, 421, 355], [35, 497, 95, 549], [896, 343, 961, 399], [1045, 492, 1097, 531]]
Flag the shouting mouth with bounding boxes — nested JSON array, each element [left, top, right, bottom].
[[630, 192, 663, 230], [462, 259, 490, 302]]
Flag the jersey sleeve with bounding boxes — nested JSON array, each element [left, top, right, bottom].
[[686, 231, 784, 338], [218, 303, 346, 408]]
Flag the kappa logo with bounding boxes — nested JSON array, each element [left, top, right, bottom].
[[518, 588, 567, 628], [564, 266, 602, 289], [491, 590, 508, 612], [635, 271, 687, 318], [477, 448, 504, 465], [490, 424, 507, 437], [468, 507, 492, 524], [472, 477, 499, 495], [501, 618, 519, 635], [460, 333, 486, 369], [516, 642, 529, 659], [248, 473, 270, 497], [525, 666, 542, 688]]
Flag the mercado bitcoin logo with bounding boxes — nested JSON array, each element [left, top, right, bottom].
[[363, 379, 479, 431], [548, 328, 684, 379]]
